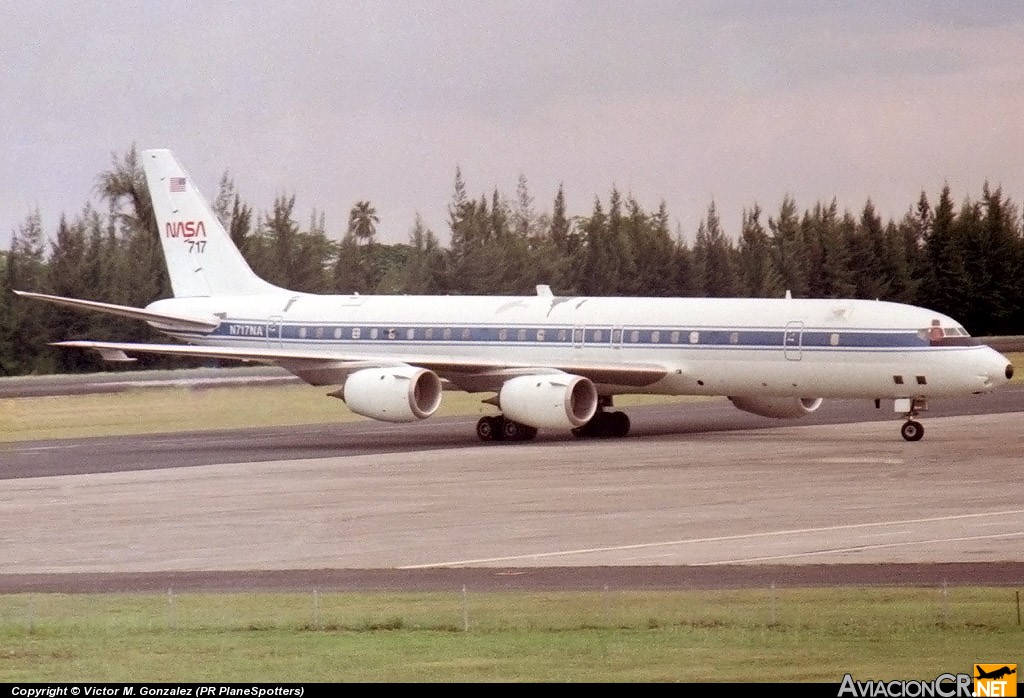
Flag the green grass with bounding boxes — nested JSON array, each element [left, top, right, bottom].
[[0, 383, 697, 443], [1, 588, 1020, 682]]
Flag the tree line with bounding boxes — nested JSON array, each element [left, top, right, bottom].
[[2, 146, 1022, 376]]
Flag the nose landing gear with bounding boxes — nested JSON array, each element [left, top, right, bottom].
[[895, 397, 927, 442], [900, 419, 924, 442]]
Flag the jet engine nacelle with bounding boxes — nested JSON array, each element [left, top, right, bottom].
[[343, 366, 443, 423], [499, 374, 598, 430], [728, 396, 824, 419]]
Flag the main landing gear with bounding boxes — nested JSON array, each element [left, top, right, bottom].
[[476, 415, 538, 442], [572, 402, 631, 439], [475, 400, 633, 442]]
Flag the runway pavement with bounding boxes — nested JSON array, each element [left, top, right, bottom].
[[1, 389, 1022, 591]]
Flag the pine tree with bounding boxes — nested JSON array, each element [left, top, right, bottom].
[[973, 184, 1021, 334], [693, 202, 737, 297], [5, 211, 56, 373], [736, 204, 781, 297], [549, 185, 582, 294], [256, 194, 300, 288], [402, 214, 446, 293], [95, 146, 168, 307], [769, 195, 807, 297], [47, 214, 96, 371], [578, 197, 613, 295], [629, 200, 678, 297]]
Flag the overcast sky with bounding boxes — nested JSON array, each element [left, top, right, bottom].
[[2, 1, 1023, 250]]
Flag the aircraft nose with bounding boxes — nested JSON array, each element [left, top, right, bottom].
[[977, 347, 1014, 390]]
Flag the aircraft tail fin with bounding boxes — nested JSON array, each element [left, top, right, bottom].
[[142, 149, 283, 298]]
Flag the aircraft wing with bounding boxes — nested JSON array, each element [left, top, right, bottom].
[[53, 340, 669, 389], [13, 291, 221, 333]]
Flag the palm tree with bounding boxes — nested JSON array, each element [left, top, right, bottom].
[[348, 201, 379, 246]]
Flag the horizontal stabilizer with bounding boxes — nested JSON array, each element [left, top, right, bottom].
[[13, 291, 220, 332]]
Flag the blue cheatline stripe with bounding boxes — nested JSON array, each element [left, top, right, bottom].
[[182, 319, 934, 350]]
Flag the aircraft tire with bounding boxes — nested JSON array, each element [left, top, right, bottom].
[[502, 419, 538, 442], [476, 416, 501, 442], [607, 411, 631, 438], [900, 420, 924, 442], [572, 411, 630, 439]]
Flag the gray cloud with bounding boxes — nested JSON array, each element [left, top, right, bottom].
[[2, 1, 1023, 252]]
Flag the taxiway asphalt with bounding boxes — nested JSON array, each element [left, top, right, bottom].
[[1, 390, 1022, 591]]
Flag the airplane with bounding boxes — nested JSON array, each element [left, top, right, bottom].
[[976, 666, 1017, 681], [14, 149, 1015, 442]]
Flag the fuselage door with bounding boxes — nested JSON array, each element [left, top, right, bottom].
[[267, 315, 283, 348], [784, 321, 803, 361]]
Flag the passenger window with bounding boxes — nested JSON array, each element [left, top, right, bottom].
[[689, 331, 699, 344]]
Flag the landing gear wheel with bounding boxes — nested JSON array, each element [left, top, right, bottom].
[[572, 416, 600, 438], [606, 411, 630, 438], [478, 416, 537, 442], [502, 419, 538, 442], [572, 410, 630, 438], [476, 416, 501, 442], [900, 420, 924, 442]]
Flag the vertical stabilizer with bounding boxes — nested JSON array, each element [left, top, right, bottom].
[[142, 149, 282, 297]]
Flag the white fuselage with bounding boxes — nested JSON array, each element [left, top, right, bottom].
[[148, 293, 1011, 400]]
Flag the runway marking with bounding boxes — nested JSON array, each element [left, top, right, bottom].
[[818, 457, 905, 465], [400, 509, 1024, 568], [701, 531, 1024, 565], [9, 444, 78, 453]]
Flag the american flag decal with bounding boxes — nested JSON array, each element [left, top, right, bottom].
[[169, 177, 187, 193]]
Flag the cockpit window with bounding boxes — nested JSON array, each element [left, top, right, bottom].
[[920, 320, 979, 346]]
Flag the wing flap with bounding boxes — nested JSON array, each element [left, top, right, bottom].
[[53, 340, 669, 389]]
